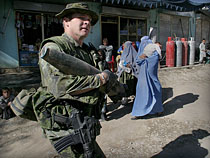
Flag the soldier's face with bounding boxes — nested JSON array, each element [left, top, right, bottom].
[[65, 13, 92, 39]]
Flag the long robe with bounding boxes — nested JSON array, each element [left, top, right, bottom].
[[131, 36, 163, 116], [116, 41, 139, 78], [116, 41, 139, 97]]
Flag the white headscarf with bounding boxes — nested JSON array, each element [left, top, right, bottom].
[[143, 43, 162, 59]]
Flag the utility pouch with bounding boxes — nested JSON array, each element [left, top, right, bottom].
[[10, 88, 37, 121]]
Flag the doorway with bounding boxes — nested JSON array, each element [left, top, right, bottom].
[[101, 16, 118, 57]]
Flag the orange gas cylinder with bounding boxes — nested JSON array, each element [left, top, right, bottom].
[[166, 37, 175, 67], [181, 38, 188, 66]]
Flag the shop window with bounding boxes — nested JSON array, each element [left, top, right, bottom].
[[120, 18, 128, 35], [44, 14, 63, 38], [16, 11, 63, 67], [129, 19, 136, 36], [120, 17, 146, 45]]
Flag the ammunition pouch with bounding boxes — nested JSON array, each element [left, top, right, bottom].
[[53, 108, 101, 158]]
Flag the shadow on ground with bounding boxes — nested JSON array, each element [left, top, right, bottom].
[[139, 92, 199, 119], [106, 91, 199, 120], [106, 100, 133, 121], [106, 87, 174, 121], [152, 129, 210, 158], [162, 87, 173, 103], [163, 93, 199, 116]]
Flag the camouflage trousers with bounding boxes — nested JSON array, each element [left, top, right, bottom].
[[32, 88, 105, 157]]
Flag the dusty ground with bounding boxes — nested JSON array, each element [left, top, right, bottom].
[[0, 64, 210, 158]]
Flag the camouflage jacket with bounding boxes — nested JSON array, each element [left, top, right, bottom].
[[34, 33, 105, 133], [39, 33, 104, 104]]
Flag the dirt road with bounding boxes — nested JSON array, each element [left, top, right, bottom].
[[0, 64, 210, 158]]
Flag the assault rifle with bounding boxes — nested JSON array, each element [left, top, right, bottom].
[[53, 108, 101, 158]]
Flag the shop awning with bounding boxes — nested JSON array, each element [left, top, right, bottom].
[[94, 0, 210, 11]]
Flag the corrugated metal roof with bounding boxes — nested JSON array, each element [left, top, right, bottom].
[[93, 0, 210, 11]]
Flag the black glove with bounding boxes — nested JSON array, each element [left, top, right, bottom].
[[100, 70, 126, 102], [102, 69, 117, 82]]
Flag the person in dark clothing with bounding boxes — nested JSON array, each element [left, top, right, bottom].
[[0, 87, 15, 119]]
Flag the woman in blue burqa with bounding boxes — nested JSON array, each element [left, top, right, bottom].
[[116, 41, 140, 105], [131, 36, 164, 119]]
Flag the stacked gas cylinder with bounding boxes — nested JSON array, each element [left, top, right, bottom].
[[166, 37, 195, 67]]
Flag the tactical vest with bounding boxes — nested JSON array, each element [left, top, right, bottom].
[[40, 34, 95, 65], [11, 34, 103, 123]]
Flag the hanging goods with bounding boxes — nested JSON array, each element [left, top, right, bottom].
[[176, 37, 182, 67], [166, 37, 175, 67], [188, 37, 195, 65], [181, 38, 188, 66]]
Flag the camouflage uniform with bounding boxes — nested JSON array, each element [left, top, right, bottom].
[[34, 33, 105, 158]]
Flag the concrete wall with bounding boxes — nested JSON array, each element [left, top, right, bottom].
[[156, 9, 194, 51], [195, 14, 210, 47], [84, 2, 101, 48], [148, 9, 158, 37], [0, 0, 19, 68]]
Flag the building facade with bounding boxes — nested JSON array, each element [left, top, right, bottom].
[[0, 0, 210, 68]]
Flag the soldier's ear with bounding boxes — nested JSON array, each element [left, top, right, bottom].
[[63, 18, 71, 28], [63, 17, 71, 22]]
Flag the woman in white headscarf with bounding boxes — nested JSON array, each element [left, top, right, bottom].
[[131, 36, 163, 120]]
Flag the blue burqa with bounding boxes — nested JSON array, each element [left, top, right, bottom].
[[131, 36, 163, 116], [116, 41, 140, 78]]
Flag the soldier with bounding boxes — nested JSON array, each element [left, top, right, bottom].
[[35, 2, 124, 158]]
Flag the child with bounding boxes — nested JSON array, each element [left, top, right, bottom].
[[0, 87, 15, 119], [97, 49, 109, 71], [99, 38, 113, 62]]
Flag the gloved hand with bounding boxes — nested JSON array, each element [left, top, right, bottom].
[[97, 70, 127, 102], [97, 69, 117, 85]]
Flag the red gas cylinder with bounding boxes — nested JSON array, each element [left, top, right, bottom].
[[166, 37, 175, 67], [181, 38, 188, 66]]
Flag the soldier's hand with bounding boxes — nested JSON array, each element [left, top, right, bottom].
[[98, 70, 127, 103], [97, 69, 117, 85]]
